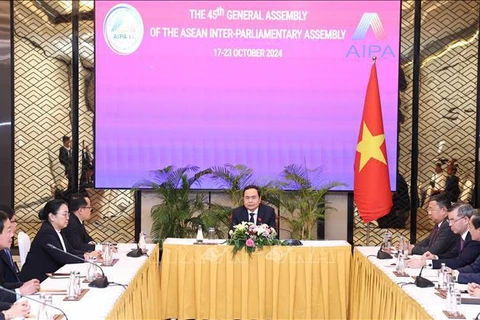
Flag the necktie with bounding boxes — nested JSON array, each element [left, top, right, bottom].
[[429, 225, 440, 247], [4, 249, 15, 269], [249, 213, 255, 223], [460, 238, 465, 252]]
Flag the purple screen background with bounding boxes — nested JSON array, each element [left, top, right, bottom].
[[95, 1, 401, 189]]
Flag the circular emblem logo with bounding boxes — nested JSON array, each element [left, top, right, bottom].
[[103, 4, 144, 55]]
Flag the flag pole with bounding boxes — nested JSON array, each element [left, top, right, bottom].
[[365, 55, 376, 247], [366, 222, 371, 246], [365, 56, 376, 247]]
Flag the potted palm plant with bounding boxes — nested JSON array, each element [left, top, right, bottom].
[[134, 165, 210, 246], [202, 164, 256, 237], [270, 164, 344, 240]]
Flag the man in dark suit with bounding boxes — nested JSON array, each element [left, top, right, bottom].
[[58, 135, 73, 200], [58, 135, 72, 177], [0, 211, 36, 305], [409, 193, 458, 256], [230, 185, 277, 230], [407, 203, 480, 269], [453, 209, 480, 284], [0, 205, 40, 295], [64, 193, 96, 252]]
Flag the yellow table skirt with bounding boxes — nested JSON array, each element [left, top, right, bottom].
[[161, 243, 351, 320], [107, 244, 161, 319], [349, 248, 432, 320]]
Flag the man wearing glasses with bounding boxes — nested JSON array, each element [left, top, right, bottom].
[[408, 203, 480, 269], [64, 193, 96, 252]]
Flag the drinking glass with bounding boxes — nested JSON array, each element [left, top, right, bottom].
[[37, 294, 53, 320], [87, 256, 97, 282], [103, 242, 113, 265]]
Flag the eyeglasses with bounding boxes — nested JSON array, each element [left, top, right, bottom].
[[448, 217, 465, 225], [82, 206, 95, 213]]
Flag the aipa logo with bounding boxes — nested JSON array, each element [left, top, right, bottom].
[[346, 13, 395, 59]]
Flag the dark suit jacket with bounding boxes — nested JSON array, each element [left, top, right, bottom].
[[0, 250, 22, 290], [64, 214, 95, 252], [412, 219, 458, 255], [0, 256, 17, 304], [230, 203, 277, 230], [457, 246, 480, 284], [19, 221, 85, 282], [432, 232, 480, 269], [458, 272, 480, 284], [58, 146, 71, 176], [0, 301, 13, 313]]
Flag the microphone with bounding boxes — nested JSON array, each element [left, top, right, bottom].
[[0, 285, 69, 320], [414, 266, 435, 288], [46, 243, 109, 288], [376, 247, 393, 259], [126, 243, 144, 258]]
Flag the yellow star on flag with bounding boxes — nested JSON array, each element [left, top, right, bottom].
[[356, 122, 387, 171]]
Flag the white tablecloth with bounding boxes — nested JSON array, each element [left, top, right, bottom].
[[26, 243, 156, 320], [355, 246, 480, 320]]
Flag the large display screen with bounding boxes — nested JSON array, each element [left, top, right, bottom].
[[95, 1, 401, 189]]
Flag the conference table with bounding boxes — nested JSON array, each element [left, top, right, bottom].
[[351, 246, 480, 320], [161, 238, 351, 320], [28, 243, 160, 320]]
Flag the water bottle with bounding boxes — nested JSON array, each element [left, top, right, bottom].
[[67, 271, 77, 299], [382, 231, 392, 249], [74, 271, 81, 297], [438, 263, 446, 289], [37, 294, 53, 320], [103, 243, 113, 265], [196, 225, 203, 243], [446, 282, 461, 316], [396, 252, 405, 275], [87, 256, 97, 282], [398, 235, 408, 257], [138, 232, 147, 252], [207, 227, 216, 241]]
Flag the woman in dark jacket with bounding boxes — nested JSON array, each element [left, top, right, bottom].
[[19, 199, 91, 282]]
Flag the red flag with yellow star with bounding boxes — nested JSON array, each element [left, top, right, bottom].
[[354, 61, 392, 223]]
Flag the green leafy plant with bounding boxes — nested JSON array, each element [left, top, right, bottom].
[[208, 164, 255, 205], [133, 165, 209, 246], [271, 164, 344, 240], [203, 164, 256, 235]]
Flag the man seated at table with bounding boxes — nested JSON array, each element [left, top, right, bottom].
[[64, 193, 96, 252], [0, 211, 33, 305], [452, 210, 480, 284], [408, 193, 458, 256], [407, 202, 480, 269], [230, 185, 277, 230], [0, 206, 40, 295]]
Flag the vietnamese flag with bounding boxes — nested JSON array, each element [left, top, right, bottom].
[[354, 61, 392, 224]]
